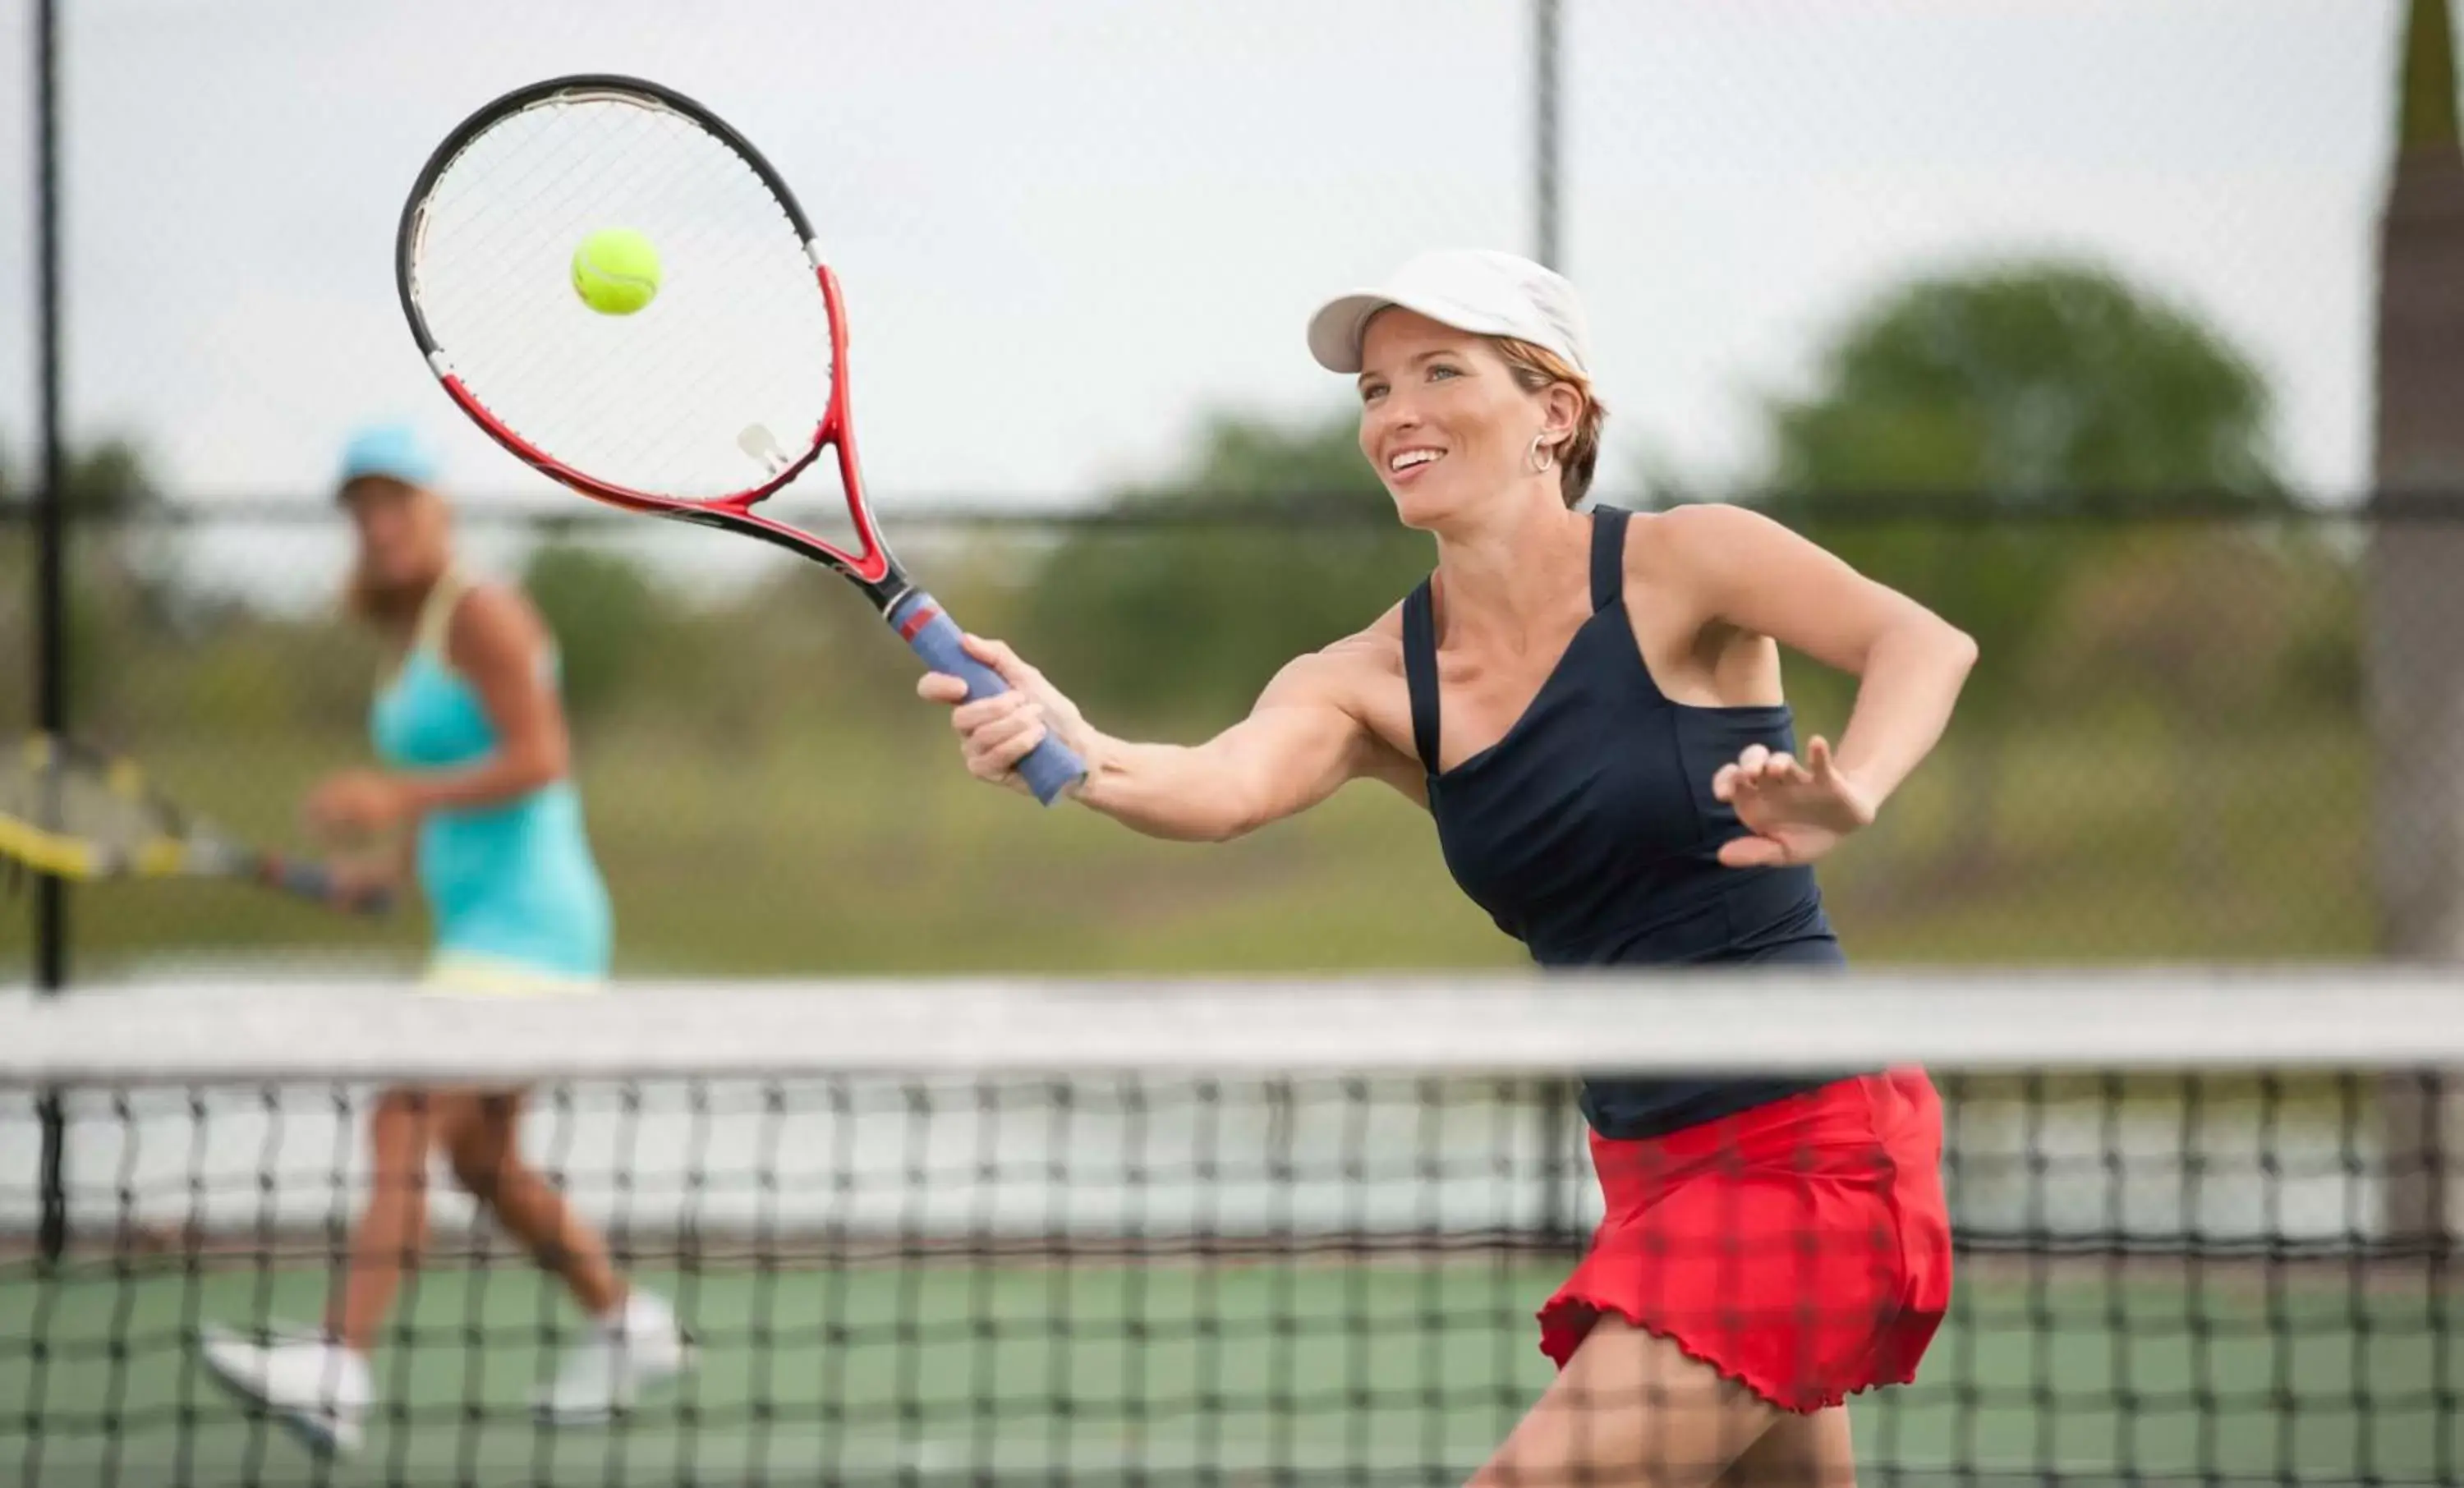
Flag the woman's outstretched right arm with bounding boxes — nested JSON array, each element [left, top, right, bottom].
[[918, 632, 1409, 843]]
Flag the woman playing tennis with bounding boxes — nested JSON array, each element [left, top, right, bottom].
[[923, 251, 1977, 1487], [199, 425, 689, 1455]]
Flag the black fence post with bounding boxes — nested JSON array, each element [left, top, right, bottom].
[[33, 0, 71, 1267]]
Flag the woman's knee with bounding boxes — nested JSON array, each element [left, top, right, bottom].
[[1712, 1407, 1855, 1488], [367, 1088, 440, 1154], [1473, 1316, 1781, 1488], [441, 1127, 513, 1197], [442, 1100, 529, 1197]]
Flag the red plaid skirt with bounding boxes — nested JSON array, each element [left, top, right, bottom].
[[1538, 1068, 1953, 1412]]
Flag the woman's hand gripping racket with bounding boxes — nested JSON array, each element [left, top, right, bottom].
[[394, 75, 1085, 803]]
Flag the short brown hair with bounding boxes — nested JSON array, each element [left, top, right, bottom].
[[1492, 338, 1607, 507], [337, 478, 444, 628]]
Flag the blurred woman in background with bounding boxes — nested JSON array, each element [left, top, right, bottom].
[[197, 424, 687, 1456]]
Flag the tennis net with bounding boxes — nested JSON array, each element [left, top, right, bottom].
[[0, 970, 2458, 1486]]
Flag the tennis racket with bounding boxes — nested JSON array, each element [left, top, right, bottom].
[[394, 74, 1086, 805], [0, 735, 392, 913]]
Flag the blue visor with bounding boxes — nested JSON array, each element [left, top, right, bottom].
[[337, 424, 440, 492]]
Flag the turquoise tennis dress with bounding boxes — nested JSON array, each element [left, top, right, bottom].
[[370, 570, 612, 993]]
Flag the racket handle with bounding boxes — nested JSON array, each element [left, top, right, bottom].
[[264, 857, 395, 917], [890, 591, 1087, 806]]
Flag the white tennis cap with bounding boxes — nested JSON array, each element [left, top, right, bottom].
[[1307, 249, 1593, 377]]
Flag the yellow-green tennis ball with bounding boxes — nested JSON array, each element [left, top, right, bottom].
[[571, 228, 661, 315]]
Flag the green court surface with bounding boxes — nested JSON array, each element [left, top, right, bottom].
[[2, 1255, 2455, 1486]]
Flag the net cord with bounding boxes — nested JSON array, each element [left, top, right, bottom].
[[0, 967, 2456, 1085]]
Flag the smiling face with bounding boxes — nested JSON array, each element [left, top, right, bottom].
[[1354, 308, 1583, 528], [340, 475, 452, 622]]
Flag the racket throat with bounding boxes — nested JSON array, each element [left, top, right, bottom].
[[881, 588, 937, 641]]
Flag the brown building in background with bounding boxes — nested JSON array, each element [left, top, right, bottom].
[[2369, 0, 2464, 1251]]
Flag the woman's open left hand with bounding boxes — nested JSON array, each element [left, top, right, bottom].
[[1710, 737, 1874, 869]]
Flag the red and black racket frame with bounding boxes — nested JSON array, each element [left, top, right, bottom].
[[396, 75, 1085, 805]]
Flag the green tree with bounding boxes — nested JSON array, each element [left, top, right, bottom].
[[1023, 412, 1426, 719], [0, 437, 170, 730], [521, 543, 670, 723], [1766, 262, 2281, 501], [1752, 261, 2287, 873], [0, 436, 163, 512]]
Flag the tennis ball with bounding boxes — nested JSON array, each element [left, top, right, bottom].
[[571, 227, 661, 315]]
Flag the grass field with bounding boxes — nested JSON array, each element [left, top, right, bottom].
[[33, 704, 2376, 981], [1, 1251, 2453, 1486]]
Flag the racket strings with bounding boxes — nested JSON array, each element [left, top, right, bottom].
[[0, 748, 177, 853], [411, 92, 837, 503], [422, 110, 729, 432], [445, 114, 715, 391]]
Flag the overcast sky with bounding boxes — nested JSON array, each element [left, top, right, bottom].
[[0, 0, 2403, 523]]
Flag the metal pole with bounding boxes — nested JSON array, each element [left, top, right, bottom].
[[1529, 0, 1579, 1252], [34, 0, 69, 1267], [1533, 0, 1563, 271]]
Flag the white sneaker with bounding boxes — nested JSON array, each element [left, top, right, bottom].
[[534, 1291, 692, 1424], [197, 1325, 370, 1456]]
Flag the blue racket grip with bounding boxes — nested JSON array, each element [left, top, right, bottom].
[[890, 591, 1087, 806], [265, 857, 394, 917]]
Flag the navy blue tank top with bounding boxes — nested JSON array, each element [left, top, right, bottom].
[[1401, 507, 1850, 1140]]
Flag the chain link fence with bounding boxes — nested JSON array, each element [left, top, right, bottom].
[[2, 0, 2420, 980], [0, 494, 2414, 980]]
